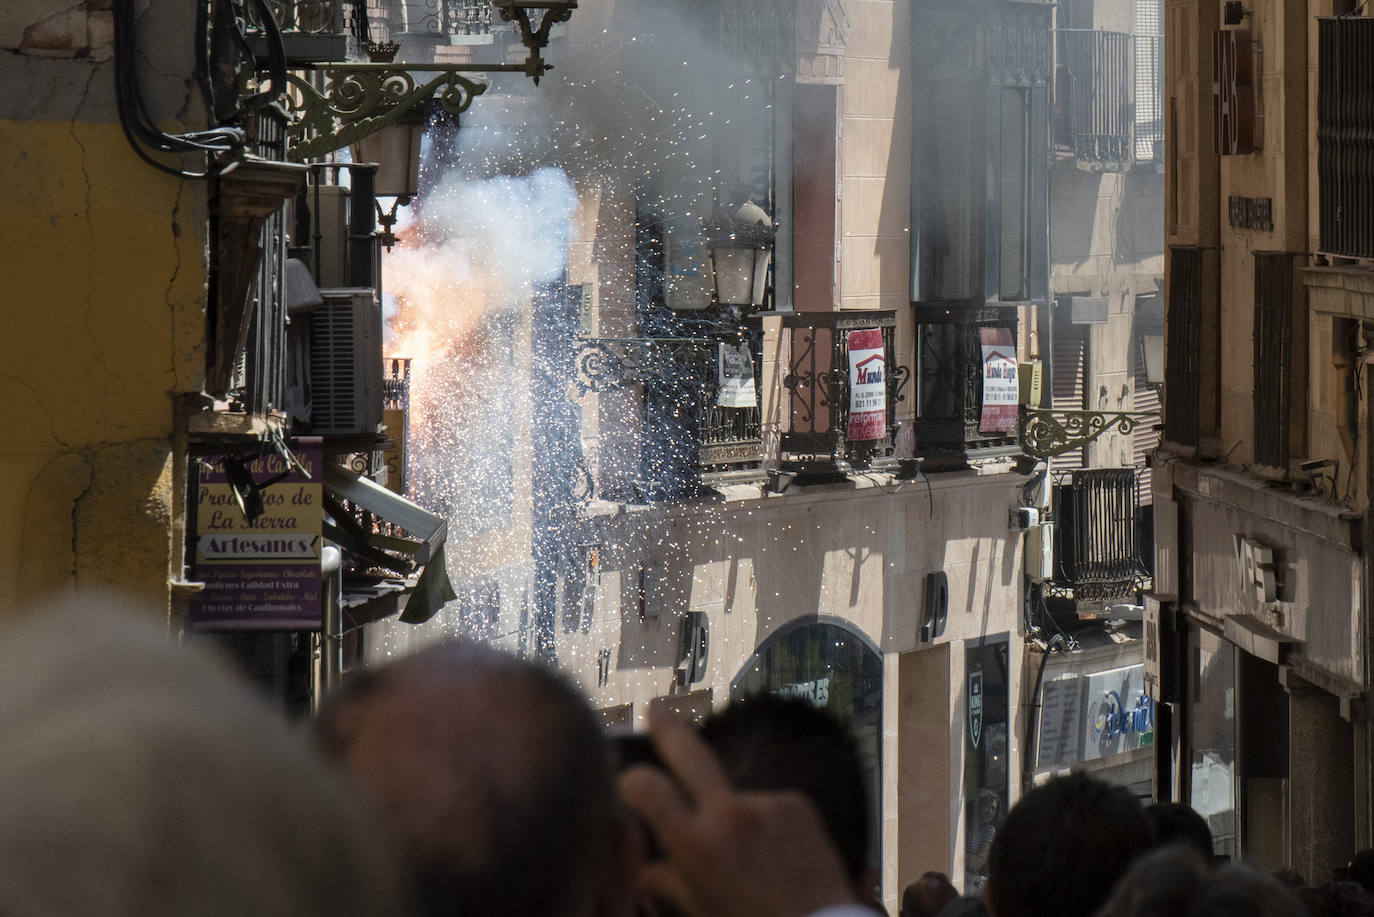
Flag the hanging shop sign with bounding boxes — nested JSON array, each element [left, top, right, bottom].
[[1213, 29, 1256, 155], [189, 438, 323, 631], [847, 328, 887, 441], [979, 327, 1018, 433], [1082, 664, 1154, 761], [718, 342, 757, 408]]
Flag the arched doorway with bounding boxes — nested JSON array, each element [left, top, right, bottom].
[[732, 617, 883, 877]]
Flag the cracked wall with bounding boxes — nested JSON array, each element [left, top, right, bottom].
[[0, 1, 207, 619]]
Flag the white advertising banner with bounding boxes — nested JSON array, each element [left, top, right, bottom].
[[717, 342, 757, 408]]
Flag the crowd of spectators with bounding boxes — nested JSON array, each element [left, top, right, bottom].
[[8, 595, 1374, 917]]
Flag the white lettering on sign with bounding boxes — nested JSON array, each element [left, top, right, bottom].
[[1235, 535, 1279, 603], [776, 677, 830, 708]]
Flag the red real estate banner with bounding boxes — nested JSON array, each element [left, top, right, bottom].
[[847, 328, 886, 441]]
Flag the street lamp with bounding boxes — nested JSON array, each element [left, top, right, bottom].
[[351, 105, 426, 250], [710, 201, 774, 309]]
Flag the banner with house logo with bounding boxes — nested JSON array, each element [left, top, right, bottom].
[[189, 438, 323, 631], [847, 328, 886, 441], [717, 342, 757, 408], [979, 327, 1018, 433]]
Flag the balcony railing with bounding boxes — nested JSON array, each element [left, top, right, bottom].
[[573, 334, 765, 500], [778, 310, 909, 474], [1063, 29, 1133, 167], [1134, 33, 1163, 163], [246, 0, 363, 60], [913, 306, 1020, 464], [1050, 468, 1146, 604]]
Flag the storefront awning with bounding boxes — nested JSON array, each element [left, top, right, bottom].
[[322, 463, 454, 625]]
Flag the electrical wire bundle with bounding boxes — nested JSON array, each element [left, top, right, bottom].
[[112, 0, 287, 179]]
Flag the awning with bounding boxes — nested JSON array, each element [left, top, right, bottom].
[[322, 463, 455, 625]]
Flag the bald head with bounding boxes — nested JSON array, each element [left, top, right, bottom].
[[317, 642, 620, 917]]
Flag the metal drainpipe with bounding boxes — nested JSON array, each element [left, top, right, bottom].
[[320, 545, 344, 705]]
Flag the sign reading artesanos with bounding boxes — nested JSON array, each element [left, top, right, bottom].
[[189, 438, 323, 631]]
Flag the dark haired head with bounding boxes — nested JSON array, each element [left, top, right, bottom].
[[1197, 863, 1307, 917], [1346, 851, 1374, 895], [316, 641, 618, 917], [902, 872, 958, 917], [1296, 881, 1374, 917], [1146, 802, 1214, 863], [700, 693, 870, 884], [1091, 844, 1209, 917], [986, 772, 1152, 917]]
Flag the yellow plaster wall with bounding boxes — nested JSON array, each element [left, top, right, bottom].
[[0, 119, 207, 618]]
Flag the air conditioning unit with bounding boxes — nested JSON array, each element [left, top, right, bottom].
[[1026, 523, 1055, 582], [308, 184, 350, 289], [1009, 506, 1041, 531], [308, 289, 384, 436]]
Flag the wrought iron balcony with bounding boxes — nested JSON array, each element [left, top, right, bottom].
[[912, 306, 1020, 465], [1062, 29, 1133, 167], [1043, 468, 1149, 606], [778, 310, 909, 477], [573, 335, 765, 500], [245, 0, 364, 61]]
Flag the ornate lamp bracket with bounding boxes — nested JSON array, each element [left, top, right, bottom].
[[284, 64, 495, 161], [1018, 407, 1160, 459], [492, 0, 577, 83], [573, 338, 711, 395]]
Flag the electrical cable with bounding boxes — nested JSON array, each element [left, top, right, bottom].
[[114, 0, 290, 178]]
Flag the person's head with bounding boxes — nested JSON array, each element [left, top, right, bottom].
[[1344, 851, 1374, 895], [1091, 844, 1209, 917], [1196, 863, 1306, 917], [903, 872, 959, 917], [699, 693, 873, 895], [1296, 882, 1374, 917], [1145, 802, 1214, 864], [316, 641, 628, 917], [0, 596, 417, 917], [984, 772, 1153, 917]]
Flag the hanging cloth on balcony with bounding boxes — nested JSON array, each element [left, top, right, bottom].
[[979, 327, 1018, 434], [717, 342, 757, 408], [846, 328, 886, 441]]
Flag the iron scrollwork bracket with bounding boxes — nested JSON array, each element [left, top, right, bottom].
[[492, 0, 577, 83], [572, 338, 711, 395], [284, 65, 489, 161], [1018, 407, 1160, 459]]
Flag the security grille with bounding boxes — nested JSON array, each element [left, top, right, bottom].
[[1164, 246, 1202, 446], [1253, 253, 1295, 470], [1068, 467, 1141, 601], [1319, 16, 1374, 258], [240, 106, 289, 416]]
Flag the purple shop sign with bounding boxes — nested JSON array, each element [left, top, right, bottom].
[[189, 438, 324, 631]]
